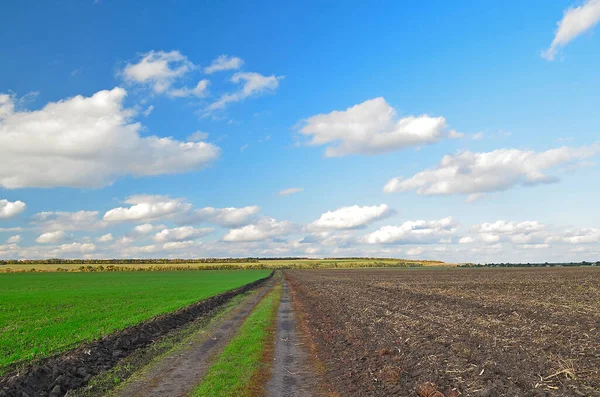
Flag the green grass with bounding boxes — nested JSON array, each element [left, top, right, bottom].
[[192, 282, 281, 397], [0, 270, 270, 373]]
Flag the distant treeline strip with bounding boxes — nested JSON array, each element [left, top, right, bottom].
[[0, 261, 425, 273], [0, 258, 261, 265], [459, 261, 600, 268]]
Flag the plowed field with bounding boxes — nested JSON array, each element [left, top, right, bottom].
[[286, 268, 600, 396]]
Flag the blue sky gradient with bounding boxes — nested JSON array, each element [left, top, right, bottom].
[[1, 0, 599, 262]]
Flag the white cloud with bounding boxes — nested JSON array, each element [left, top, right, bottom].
[[0, 88, 220, 189], [406, 247, 424, 256], [204, 55, 244, 74], [299, 97, 451, 157], [310, 204, 394, 231], [240, 144, 249, 152], [0, 199, 26, 219], [153, 226, 213, 242], [104, 195, 192, 222], [222, 217, 294, 242], [54, 242, 96, 253], [36, 230, 67, 243], [188, 131, 209, 141], [560, 228, 600, 244], [134, 223, 158, 234], [384, 146, 598, 197], [543, 0, 600, 60], [143, 105, 154, 117], [188, 206, 260, 228], [462, 220, 550, 247], [364, 217, 458, 244], [6, 235, 21, 244], [168, 79, 209, 98], [122, 50, 194, 94], [278, 187, 304, 196], [97, 233, 113, 243], [207, 72, 282, 111], [162, 240, 200, 250], [32, 211, 105, 231]]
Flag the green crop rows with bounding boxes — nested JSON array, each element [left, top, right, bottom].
[[0, 270, 270, 373]]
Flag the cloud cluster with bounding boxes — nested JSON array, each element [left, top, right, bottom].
[[104, 195, 192, 222], [204, 55, 244, 74], [207, 72, 282, 111], [222, 217, 295, 242], [309, 204, 393, 231], [0, 199, 26, 219], [122, 50, 195, 95], [384, 146, 598, 199], [36, 230, 68, 244], [188, 206, 260, 228], [363, 217, 458, 244], [0, 88, 220, 189], [153, 226, 213, 242], [543, 0, 600, 60], [299, 97, 454, 157], [32, 211, 106, 231]]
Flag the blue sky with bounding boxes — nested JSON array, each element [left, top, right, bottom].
[[1, 0, 599, 262]]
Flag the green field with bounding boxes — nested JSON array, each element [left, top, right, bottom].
[[0, 270, 270, 373]]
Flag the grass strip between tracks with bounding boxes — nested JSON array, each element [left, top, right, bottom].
[[191, 279, 281, 397]]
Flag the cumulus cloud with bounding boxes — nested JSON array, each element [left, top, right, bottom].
[[543, 0, 600, 60], [168, 79, 209, 98], [36, 230, 67, 243], [162, 240, 200, 250], [278, 187, 304, 196], [122, 50, 194, 94], [204, 55, 244, 74], [104, 195, 192, 222], [470, 220, 547, 245], [0, 88, 220, 189], [207, 72, 282, 112], [299, 97, 452, 157], [0, 199, 26, 219], [7, 235, 21, 244], [134, 223, 158, 234], [222, 217, 295, 242], [54, 242, 96, 253], [309, 204, 394, 231], [97, 233, 113, 243], [556, 228, 600, 244], [364, 217, 458, 244], [32, 211, 105, 231], [153, 226, 213, 242], [186, 206, 260, 228], [384, 146, 598, 198]]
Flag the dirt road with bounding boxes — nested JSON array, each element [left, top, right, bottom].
[[111, 280, 273, 397], [265, 279, 318, 397]]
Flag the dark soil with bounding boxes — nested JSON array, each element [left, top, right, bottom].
[[285, 268, 600, 397], [0, 272, 272, 397]]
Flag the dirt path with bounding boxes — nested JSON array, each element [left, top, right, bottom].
[[111, 280, 273, 397], [265, 279, 317, 397]]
